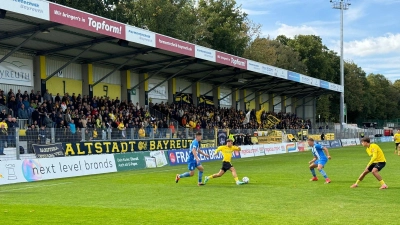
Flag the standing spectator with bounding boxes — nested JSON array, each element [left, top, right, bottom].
[[138, 125, 145, 139], [0, 120, 7, 155], [25, 125, 38, 153], [38, 125, 47, 144]]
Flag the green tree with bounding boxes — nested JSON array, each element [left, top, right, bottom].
[[243, 37, 276, 65], [198, 0, 250, 56]]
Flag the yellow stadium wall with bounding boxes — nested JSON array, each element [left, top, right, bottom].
[[93, 83, 121, 100], [46, 77, 82, 97]]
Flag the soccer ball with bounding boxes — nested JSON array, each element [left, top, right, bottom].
[[242, 177, 249, 183]]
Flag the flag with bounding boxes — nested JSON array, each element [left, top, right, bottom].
[[243, 110, 251, 124], [256, 107, 265, 124]]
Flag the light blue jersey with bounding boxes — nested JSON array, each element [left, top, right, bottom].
[[311, 144, 327, 161], [188, 139, 200, 164]]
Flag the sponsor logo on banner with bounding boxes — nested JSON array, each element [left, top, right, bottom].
[[380, 137, 393, 143], [148, 83, 167, 100], [195, 45, 216, 62], [0, 56, 33, 87], [167, 148, 240, 165], [340, 139, 357, 147], [216, 51, 247, 70], [247, 60, 262, 73], [320, 81, 329, 89], [4, 0, 50, 21], [316, 141, 331, 148], [49, 3, 125, 39], [155, 34, 195, 57], [286, 143, 297, 153], [261, 65, 274, 76], [239, 146, 255, 158], [150, 151, 168, 167], [274, 68, 288, 79], [254, 145, 264, 156], [288, 71, 301, 82], [297, 141, 312, 152], [114, 152, 147, 171], [21, 155, 116, 182], [264, 144, 276, 155], [300, 75, 313, 85], [145, 157, 157, 168], [311, 78, 320, 87], [33, 143, 65, 158], [62, 139, 193, 156], [355, 138, 361, 145], [126, 25, 156, 47], [329, 140, 342, 148]]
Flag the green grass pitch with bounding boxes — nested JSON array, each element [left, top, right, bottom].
[[1, 143, 399, 225]]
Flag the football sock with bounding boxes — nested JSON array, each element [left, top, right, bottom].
[[355, 179, 361, 185], [310, 168, 316, 177], [234, 177, 239, 182], [179, 172, 190, 178], [318, 169, 328, 179], [198, 171, 203, 183], [379, 180, 385, 185]]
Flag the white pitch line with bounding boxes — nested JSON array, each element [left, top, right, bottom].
[[0, 182, 72, 192]]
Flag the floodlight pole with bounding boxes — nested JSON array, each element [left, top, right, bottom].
[[332, 0, 350, 127]]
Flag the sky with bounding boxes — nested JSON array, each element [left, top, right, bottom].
[[237, 0, 400, 82]]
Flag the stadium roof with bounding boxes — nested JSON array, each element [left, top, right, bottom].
[[0, 0, 343, 98]]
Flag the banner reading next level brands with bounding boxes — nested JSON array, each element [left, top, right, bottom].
[[0, 154, 116, 186]]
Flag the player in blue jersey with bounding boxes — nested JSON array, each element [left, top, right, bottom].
[[175, 132, 210, 186], [308, 138, 332, 184]]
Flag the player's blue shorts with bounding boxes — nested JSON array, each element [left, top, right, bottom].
[[315, 159, 327, 166], [188, 161, 201, 171]]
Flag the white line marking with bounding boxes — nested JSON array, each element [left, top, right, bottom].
[[0, 182, 72, 192]]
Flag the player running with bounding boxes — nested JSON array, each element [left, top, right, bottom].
[[175, 132, 210, 186], [350, 137, 388, 189], [203, 139, 245, 185], [394, 129, 400, 155], [308, 138, 332, 184]]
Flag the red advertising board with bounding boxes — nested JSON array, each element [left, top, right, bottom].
[[155, 34, 195, 57], [49, 3, 125, 40], [216, 51, 247, 70]]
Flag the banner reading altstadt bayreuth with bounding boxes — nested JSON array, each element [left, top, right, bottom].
[[63, 139, 194, 156]]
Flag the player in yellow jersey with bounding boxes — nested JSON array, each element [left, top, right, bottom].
[[350, 137, 388, 189], [203, 139, 245, 185], [393, 129, 400, 155]]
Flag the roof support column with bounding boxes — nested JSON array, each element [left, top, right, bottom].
[[33, 56, 46, 93], [291, 97, 296, 113], [255, 92, 261, 111], [281, 96, 286, 113], [213, 86, 220, 108], [82, 64, 93, 97], [231, 89, 238, 110], [168, 78, 176, 104], [239, 90, 245, 111], [140, 73, 149, 107], [192, 82, 200, 107], [268, 94, 274, 112], [121, 70, 131, 102]]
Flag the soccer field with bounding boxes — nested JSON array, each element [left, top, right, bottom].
[[1, 143, 399, 225]]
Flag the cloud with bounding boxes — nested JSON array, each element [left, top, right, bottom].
[[263, 22, 338, 39], [342, 33, 400, 56], [241, 9, 269, 16]]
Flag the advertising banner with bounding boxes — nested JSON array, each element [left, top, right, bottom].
[[247, 60, 262, 74], [264, 144, 277, 155], [329, 140, 342, 148], [340, 139, 357, 147], [174, 93, 193, 105], [63, 139, 193, 156], [49, 3, 126, 39], [150, 151, 168, 167], [380, 137, 393, 143], [167, 148, 241, 166], [33, 143, 65, 158], [239, 145, 256, 158], [148, 83, 167, 100], [0, 56, 33, 86], [125, 25, 156, 47], [114, 152, 147, 171], [254, 145, 264, 156], [284, 143, 298, 153], [288, 71, 301, 82], [355, 138, 361, 145], [195, 45, 216, 62], [3, 0, 50, 21], [274, 68, 288, 80], [316, 141, 331, 148], [217, 131, 228, 146], [155, 34, 195, 57], [216, 51, 247, 70], [261, 64, 274, 76], [0, 154, 117, 185], [297, 141, 312, 152]]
